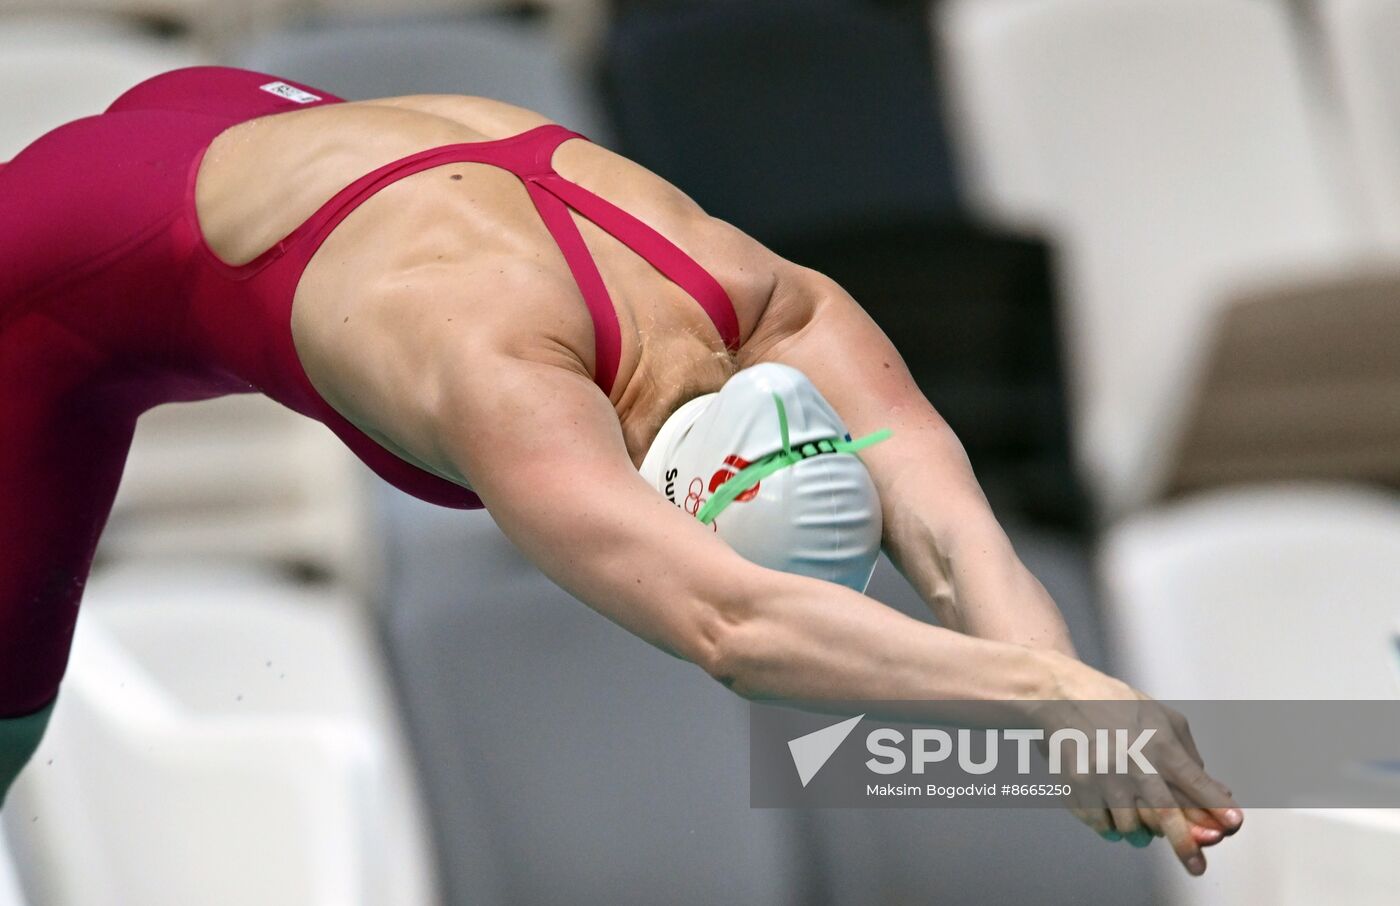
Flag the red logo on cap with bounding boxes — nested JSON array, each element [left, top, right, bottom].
[[709, 455, 760, 503]]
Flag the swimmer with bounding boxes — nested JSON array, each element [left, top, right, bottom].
[[0, 67, 1240, 872]]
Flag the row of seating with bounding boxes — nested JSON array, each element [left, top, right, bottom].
[[2, 3, 1398, 905], [938, 0, 1400, 519], [941, 4, 1400, 902]]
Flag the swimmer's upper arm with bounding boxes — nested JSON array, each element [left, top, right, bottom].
[[432, 349, 752, 668]]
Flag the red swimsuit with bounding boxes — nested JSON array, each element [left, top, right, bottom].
[[0, 66, 739, 717]]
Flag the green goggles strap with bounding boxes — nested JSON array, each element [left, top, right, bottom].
[[696, 393, 891, 525]]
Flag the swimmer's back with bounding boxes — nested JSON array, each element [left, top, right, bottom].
[[196, 93, 786, 473]]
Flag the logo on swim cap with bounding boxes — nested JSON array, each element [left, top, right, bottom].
[[638, 363, 890, 592], [709, 456, 761, 503], [696, 395, 888, 525]]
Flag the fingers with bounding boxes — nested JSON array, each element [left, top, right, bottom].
[[1077, 807, 1120, 841], [1134, 804, 1165, 848], [1165, 759, 1244, 836], [1108, 804, 1146, 841], [1141, 776, 1206, 876], [1145, 805, 1224, 847], [1191, 828, 1222, 846], [1067, 783, 1116, 839], [1101, 773, 1148, 842], [1184, 808, 1225, 847], [1161, 805, 1205, 876]]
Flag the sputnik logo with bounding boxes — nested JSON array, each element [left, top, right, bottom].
[[787, 714, 865, 787]]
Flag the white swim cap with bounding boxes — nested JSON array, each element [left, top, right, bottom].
[[639, 363, 889, 592]]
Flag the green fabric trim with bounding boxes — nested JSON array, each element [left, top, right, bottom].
[[1, 698, 56, 810], [696, 393, 891, 524]]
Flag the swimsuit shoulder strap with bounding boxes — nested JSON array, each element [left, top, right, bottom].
[[505, 126, 742, 395], [522, 145, 742, 353], [257, 124, 740, 396]]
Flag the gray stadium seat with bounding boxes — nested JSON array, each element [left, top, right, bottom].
[[803, 525, 1155, 906], [236, 12, 610, 142], [374, 493, 805, 905]]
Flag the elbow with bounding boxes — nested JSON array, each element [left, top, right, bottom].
[[698, 622, 746, 697], [694, 605, 781, 702], [685, 582, 774, 701]]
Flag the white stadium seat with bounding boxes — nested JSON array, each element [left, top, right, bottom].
[[936, 0, 1357, 517], [1101, 483, 1400, 699], [1, 563, 438, 906], [1268, 809, 1400, 906], [0, 827, 22, 906], [1316, 0, 1400, 252], [1101, 483, 1400, 906]]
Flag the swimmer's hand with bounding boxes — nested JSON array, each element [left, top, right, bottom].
[[1027, 653, 1244, 877]]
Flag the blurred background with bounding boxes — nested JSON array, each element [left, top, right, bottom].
[[2, 0, 1400, 903]]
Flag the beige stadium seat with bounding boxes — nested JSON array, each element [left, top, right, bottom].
[[1, 563, 439, 906], [1166, 270, 1400, 499], [1267, 809, 1400, 906], [1101, 483, 1400, 906], [936, 0, 1358, 517], [1318, 0, 1400, 251], [0, 13, 204, 160]]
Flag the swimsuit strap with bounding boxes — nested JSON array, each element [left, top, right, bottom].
[[513, 126, 742, 396], [523, 179, 624, 395], [262, 124, 741, 396], [528, 172, 742, 352]]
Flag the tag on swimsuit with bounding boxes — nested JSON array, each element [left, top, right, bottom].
[[259, 81, 321, 104]]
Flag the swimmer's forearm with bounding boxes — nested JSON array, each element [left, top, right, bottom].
[[712, 567, 1056, 711], [875, 427, 1077, 656]]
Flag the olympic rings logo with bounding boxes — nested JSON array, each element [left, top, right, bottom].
[[679, 455, 759, 531], [684, 478, 705, 515]]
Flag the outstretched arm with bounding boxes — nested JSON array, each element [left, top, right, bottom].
[[426, 342, 1237, 875], [433, 345, 1055, 706], [742, 262, 1077, 656]]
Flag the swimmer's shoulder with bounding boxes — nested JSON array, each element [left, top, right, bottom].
[[350, 95, 555, 140]]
